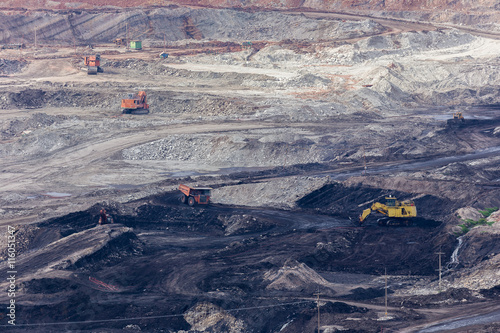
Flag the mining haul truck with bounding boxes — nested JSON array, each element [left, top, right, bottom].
[[83, 54, 103, 75], [179, 184, 212, 206]]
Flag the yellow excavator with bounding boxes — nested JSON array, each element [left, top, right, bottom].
[[359, 196, 417, 226]]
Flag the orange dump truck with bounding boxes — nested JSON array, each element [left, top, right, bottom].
[[179, 184, 212, 206], [83, 54, 103, 74], [121, 91, 149, 114]]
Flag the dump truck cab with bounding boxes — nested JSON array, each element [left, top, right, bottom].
[[179, 184, 212, 206]]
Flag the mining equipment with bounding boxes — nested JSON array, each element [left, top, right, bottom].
[[179, 184, 212, 206], [447, 112, 465, 128], [83, 54, 103, 75], [359, 196, 417, 226], [453, 112, 464, 121], [113, 38, 126, 46], [0, 43, 24, 49], [98, 209, 113, 225], [121, 91, 149, 114], [130, 40, 142, 50]]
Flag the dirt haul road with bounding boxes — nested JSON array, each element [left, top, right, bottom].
[[0, 4, 500, 333]]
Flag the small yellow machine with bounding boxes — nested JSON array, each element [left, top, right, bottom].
[[447, 112, 465, 128], [359, 196, 417, 226], [452, 112, 464, 121]]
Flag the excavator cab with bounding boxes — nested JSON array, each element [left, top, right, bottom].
[[385, 196, 396, 207]]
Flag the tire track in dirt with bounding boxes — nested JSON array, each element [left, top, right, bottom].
[[0, 121, 275, 192]]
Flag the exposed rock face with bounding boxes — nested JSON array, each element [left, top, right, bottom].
[[1, 0, 499, 29], [488, 210, 500, 223], [448, 223, 500, 290], [184, 302, 247, 333], [5, 0, 497, 12], [0, 7, 384, 44], [456, 207, 484, 221]]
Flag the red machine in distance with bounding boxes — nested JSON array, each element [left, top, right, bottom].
[[83, 54, 103, 75], [121, 91, 149, 114], [178, 184, 212, 206]]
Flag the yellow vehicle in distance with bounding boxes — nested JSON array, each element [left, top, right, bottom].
[[359, 196, 417, 226]]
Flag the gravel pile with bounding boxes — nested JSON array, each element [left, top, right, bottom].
[[213, 176, 329, 208], [121, 130, 329, 168], [0, 58, 27, 74]]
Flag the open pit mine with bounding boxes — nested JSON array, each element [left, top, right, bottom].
[[0, 1, 500, 332]]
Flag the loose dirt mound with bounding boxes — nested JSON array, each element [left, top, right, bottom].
[[0, 225, 134, 276], [0, 112, 67, 139], [264, 259, 337, 295], [219, 214, 276, 236], [0, 88, 117, 110], [121, 130, 327, 167], [0, 58, 27, 74], [184, 302, 247, 333]]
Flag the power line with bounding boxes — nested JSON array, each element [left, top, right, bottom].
[[0, 300, 312, 328]]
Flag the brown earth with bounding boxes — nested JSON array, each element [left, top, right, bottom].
[[0, 2, 500, 333]]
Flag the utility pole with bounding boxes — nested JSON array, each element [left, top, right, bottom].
[[384, 268, 388, 317], [34, 27, 37, 50], [362, 146, 367, 174], [126, 22, 129, 50], [314, 292, 321, 333], [436, 249, 444, 291]]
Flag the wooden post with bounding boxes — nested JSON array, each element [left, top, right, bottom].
[[436, 250, 444, 291], [385, 268, 388, 316], [314, 292, 321, 333]]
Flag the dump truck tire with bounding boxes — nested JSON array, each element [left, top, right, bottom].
[[188, 196, 195, 206], [180, 195, 187, 204]]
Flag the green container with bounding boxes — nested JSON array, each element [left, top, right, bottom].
[[130, 40, 142, 50]]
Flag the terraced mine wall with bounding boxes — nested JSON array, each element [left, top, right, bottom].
[[0, 7, 385, 45]]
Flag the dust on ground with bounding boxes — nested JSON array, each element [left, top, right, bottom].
[[0, 4, 500, 333]]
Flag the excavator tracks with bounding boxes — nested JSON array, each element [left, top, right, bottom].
[[376, 217, 441, 227]]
